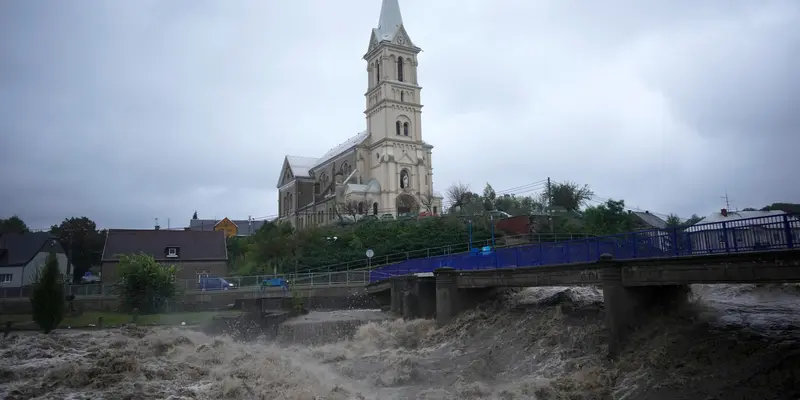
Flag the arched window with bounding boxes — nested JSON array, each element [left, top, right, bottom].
[[395, 121, 401, 135], [373, 202, 379, 215], [400, 92, 404, 102], [376, 61, 381, 84], [403, 122, 409, 136], [397, 57, 404, 82]]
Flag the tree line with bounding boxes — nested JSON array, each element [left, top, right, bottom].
[[0, 216, 105, 283], [2, 183, 797, 280]]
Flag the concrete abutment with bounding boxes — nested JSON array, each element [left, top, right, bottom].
[[372, 255, 692, 357], [600, 254, 689, 357]]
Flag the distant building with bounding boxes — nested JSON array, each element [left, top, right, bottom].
[[0, 232, 69, 287], [189, 218, 265, 237], [684, 209, 799, 252], [101, 229, 228, 283]]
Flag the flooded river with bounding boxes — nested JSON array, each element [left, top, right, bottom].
[[1, 284, 799, 399]]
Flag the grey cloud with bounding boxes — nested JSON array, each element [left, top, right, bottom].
[[2, 0, 799, 230]]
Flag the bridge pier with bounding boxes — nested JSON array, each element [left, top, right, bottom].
[[435, 267, 461, 325], [400, 275, 436, 319], [601, 254, 689, 357], [390, 278, 405, 314]]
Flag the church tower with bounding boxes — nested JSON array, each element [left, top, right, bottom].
[[362, 0, 438, 216], [364, 0, 422, 143]]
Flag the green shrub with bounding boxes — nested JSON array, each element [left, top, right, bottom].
[[30, 252, 65, 333], [116, 253, 178, 314]]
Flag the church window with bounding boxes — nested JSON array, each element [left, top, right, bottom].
[[358, 202, 365, 215], [433, 206, 438, 215], [400, 169, 409, 189], [403, 122, 409, 136], [373, 202, 379, 215], [395, 121, 401, 135], [397, 57, 404, 82], [376, 61, 381, 84], [400, 91, 404, 102]]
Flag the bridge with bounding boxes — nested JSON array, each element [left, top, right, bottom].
[[366, 213, 800, 356]]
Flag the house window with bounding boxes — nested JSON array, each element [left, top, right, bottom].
[[0, 274, 12, 284], [166, 247, 179, 258], [397, 57, 404, 82], [196, 270, 212, 282]]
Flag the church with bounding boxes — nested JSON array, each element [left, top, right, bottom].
[[276, 0, 442, 229]]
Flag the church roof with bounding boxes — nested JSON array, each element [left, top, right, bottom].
[[312, 130, 369, 169], [286, 156, 317, 177], [375, 0, 404, 41]]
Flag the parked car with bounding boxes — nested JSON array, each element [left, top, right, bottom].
[[198, 276, 236, 291], [80, 272, 101, 284]]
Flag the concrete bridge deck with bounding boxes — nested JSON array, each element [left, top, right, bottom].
[[366, 249, 800, 357]]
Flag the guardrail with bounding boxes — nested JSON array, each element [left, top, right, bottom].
[[369, 213, 800, 282], [0, 270, 371, 299]]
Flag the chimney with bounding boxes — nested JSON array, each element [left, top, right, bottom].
[[721, 208, 728, 217]]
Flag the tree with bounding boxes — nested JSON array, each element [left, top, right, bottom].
[[761, 203, 800, 213], [419, 192, 440, 213], [482, 183, 496, 211], [192, 211, 198, 219], [542, 181, 594, 211], [583, 199, 635, 235], [30, 252, 65, 333], [446, 182, 472, 213], [116, 253, 178, 314], [50, 217, 104, 283], [0, 215, 30, 235], [336, 199, 360, 221], [665, 213, 683, 228], [684, 214, 704, 226]]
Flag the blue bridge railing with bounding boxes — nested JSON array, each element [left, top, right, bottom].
[[369, 213, 800, 282]]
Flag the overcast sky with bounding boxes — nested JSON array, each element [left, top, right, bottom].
[[1, 0, 798, 230]]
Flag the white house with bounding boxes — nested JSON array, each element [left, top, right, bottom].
[[0, 232, 69, 287], [684, 209, 799, 253]]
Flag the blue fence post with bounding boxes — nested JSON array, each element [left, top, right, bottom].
[[784, 215, 794, 249], [595, 238, 601, 259], [671, 227, 679, 256], [630, 233, 638, 259], [722, 222, 730, 253]]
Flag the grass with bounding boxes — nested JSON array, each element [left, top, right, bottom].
[[0, 310, 245, 330]]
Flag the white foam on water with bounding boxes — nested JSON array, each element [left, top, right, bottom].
[[1, 284, 798, 399]]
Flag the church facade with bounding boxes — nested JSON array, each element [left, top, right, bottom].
[[276, 0, 441, 229]]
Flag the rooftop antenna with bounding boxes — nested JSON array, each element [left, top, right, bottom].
[[721, 193, 732, 211]]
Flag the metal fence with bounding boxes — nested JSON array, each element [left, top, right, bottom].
[[369, 213, 800, 282], [0, 270, 371, 299]]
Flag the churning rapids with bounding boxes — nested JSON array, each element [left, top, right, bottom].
[[1, 285, 799, 399]]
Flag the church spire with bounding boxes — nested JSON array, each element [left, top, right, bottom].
[[375, 0, 404, 41]]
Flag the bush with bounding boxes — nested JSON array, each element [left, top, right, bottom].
[[116, 253, 178, 314], [30, 252, 65, 333]]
